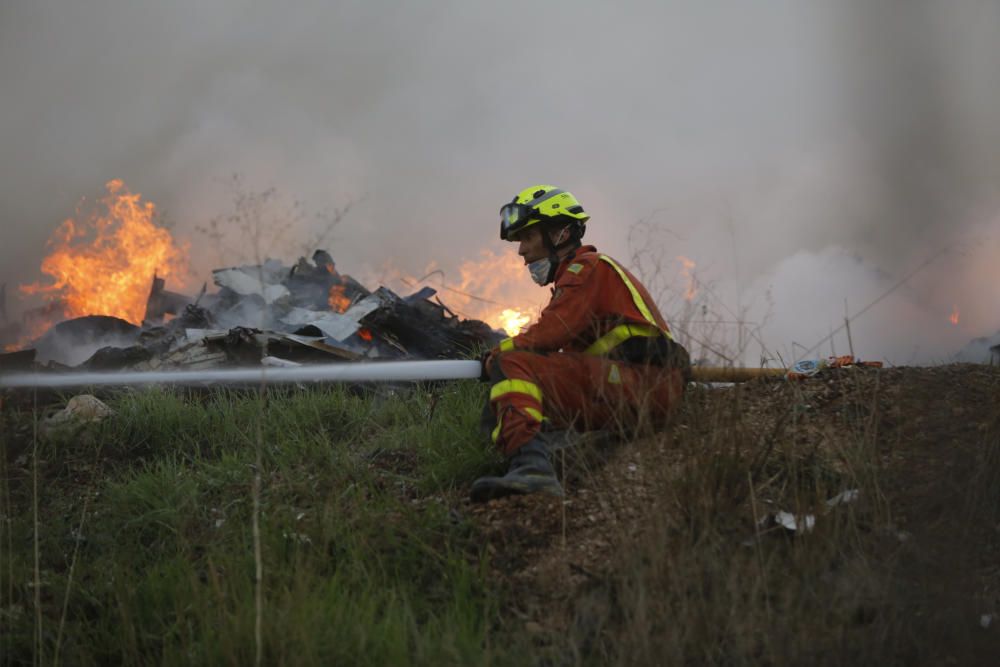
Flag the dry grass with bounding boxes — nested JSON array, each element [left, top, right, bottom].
[[541, 366, 1000, 665]]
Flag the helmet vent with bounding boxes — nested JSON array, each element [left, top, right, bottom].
[[533, 189, 546, 199]]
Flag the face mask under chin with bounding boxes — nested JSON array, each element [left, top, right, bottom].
[[528, 258, 553, 285]]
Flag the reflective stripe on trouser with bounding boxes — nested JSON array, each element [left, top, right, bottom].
[[488, 350, 686, 456], [488, 379, 545, 444]]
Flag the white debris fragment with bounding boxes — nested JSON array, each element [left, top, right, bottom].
[[280, 307, 338, 327], [262, 356, 302, 368], [280, 296, 382, 342], [981, 613, 994, 629], [825, 489, 860, 507], [213, 267, 290, 304], [774, 511, 816, 533]]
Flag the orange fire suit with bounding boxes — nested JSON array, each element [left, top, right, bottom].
[[486, 245, 689, 456]]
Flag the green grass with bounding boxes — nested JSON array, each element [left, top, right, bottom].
[[0, 381, 517, 666], [3, 368, 997, 665]]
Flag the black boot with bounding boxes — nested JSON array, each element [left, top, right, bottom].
[[470, 436, 564, 503]]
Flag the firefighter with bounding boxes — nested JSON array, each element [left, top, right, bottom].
[[471, 185, 690, 503]]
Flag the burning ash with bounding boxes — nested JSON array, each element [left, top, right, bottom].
[[19, 180, 189, 329], [949, 305, 960, 326]]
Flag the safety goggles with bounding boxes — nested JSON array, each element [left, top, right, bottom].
[[499, 202, 536, 241], [499, 188, 568, 240]]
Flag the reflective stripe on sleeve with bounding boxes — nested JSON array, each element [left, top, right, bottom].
[[489, 379, 543, 404], [499, 337, 516, 352]]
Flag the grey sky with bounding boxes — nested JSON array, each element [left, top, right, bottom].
[[2, 1, 998, 362]]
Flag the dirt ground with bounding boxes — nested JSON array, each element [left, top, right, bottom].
[[462, 364, 1000, 658]]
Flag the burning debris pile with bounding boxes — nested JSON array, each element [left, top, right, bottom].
[[0, 181, 503, 374], [2, 249, 503, 373]]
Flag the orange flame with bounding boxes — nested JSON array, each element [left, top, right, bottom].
[[498, 308, 531, 337], [677, 255, 697, 302], [19, 179, 189, 326], [388, 249, 542, 337], [328, 284, 352, 312], [949, 305, 959, 326], [357, 327, 373, 342], [450, 250, 543, 336]]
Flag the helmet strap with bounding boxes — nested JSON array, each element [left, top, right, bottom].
[[536, 224, 580, 285]]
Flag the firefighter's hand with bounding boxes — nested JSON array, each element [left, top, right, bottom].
[[479, 348, 498, 382]]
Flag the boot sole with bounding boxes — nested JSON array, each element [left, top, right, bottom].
[[469, 477, 565, 503]]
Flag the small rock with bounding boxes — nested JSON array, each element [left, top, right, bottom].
[[981, 613, 993, 629], [40, 395, 113, 444], [51, 395, 113, 422]]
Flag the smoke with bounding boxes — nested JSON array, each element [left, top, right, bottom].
[[1, 0, 998, 363]]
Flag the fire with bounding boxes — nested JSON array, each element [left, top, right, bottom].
[[677, 255, 698, 301], [499, 308, 531, 337], [949, 305, 960, 326], [328, 284, 352, 312], [405, 249, 543, 337], [357, 327, 373, 342], [20, 179, 189, 326], [451, 250, 543, 335]]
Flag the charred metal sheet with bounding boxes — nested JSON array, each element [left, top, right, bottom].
[[82, 345, 154, 370], [143, 273, 194, 324], [259, 332, 360, 362], [282, 294, 381, 342], [360, 287, 500, 358]]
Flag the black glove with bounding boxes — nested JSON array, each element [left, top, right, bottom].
[[478, 349, 497, 382]]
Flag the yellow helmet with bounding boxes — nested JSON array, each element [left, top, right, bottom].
[[499, 185, 589, 241]]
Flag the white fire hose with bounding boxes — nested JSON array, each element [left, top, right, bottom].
[[0, 359, 484, 389], [0, 360, 790, 390]]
